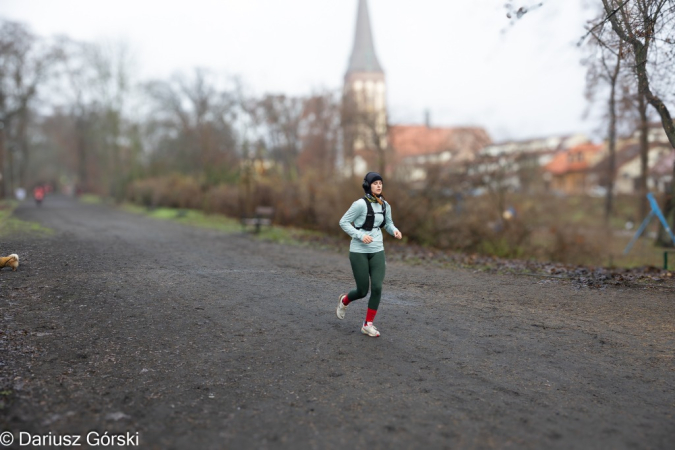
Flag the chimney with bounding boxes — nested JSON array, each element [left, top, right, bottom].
[[425, 109, 431, 128]]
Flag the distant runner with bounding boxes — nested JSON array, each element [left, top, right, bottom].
[[33, 185, 45, 205]]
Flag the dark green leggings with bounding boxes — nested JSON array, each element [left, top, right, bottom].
[[348, 251, 386, 311]]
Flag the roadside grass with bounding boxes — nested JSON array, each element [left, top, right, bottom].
[[78, 194, 105, 205], [120, 203, 242, 233], [253, 224, 330, 246], [116, 200, 328, 246], [0, 201, 53, 238], [74, 195, 674, 287], [83, 193, 674, 271]]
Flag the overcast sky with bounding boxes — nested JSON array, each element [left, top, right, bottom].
[[2, 0, 600, 142]]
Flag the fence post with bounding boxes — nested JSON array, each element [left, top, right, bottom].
[[663, 251, 675, 270]]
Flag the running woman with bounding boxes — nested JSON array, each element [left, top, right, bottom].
[[337, 172, 402, 337]]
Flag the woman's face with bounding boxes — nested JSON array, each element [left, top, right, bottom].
[[371, 180, 383, 195]]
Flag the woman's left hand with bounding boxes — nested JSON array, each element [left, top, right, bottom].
[[394, 230, 402, 239]]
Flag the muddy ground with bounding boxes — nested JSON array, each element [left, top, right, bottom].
[[1, 195, 673, 449]]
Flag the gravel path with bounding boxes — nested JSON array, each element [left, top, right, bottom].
[[1, 195, 673, 449]]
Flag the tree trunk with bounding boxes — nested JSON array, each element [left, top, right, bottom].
[[7, 141, 14, 195], [76, 117, 88, 192], [0, 125, 5, 199], [629, 29, 675, 239], [604, 51, 621, 223], [17, 109, 29, 191], [656, 194, 674, 246], [638, 93, 649, 220]]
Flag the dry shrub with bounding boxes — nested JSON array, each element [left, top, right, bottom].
[[126, 174, 203, 209], [125, 173, 601, 265], [254, 177, 299, 224], [545, 225, 602, 265], [203, 184, 240, 216], [382, 182, 532, 258], [294, 174, 362, 233], [239, 172, 363, 232], [170, 175, 203, 209], [240, 173, 533, 259], [126, 178, 156, 208]]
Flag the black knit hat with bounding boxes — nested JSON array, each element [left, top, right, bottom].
[[362, 172, 383, 193]]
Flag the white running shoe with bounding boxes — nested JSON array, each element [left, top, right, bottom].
[[336, 294, 348, 320], [361, 322, 380, 337]]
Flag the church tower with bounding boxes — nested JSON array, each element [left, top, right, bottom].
[[342, 0, 388, 176]]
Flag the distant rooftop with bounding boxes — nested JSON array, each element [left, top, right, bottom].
[[544, 143, 604, 175], [389, 125, 492, 159]]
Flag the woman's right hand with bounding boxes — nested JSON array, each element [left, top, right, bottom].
[[361, 234, 373, 244]]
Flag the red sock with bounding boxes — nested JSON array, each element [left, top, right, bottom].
[[342, 294, 351, 306], [365, 308, 377, 324]]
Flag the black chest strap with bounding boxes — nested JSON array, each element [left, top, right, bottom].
[[355, 197, 387, 231]]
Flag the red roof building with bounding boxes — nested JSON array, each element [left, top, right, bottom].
[[544, 143, 605, 194], [388, 125, 491, 180]]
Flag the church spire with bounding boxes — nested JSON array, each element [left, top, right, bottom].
[[346, 0, 383, 74]]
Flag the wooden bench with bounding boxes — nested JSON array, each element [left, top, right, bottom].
[[241, 206, 275, 233]]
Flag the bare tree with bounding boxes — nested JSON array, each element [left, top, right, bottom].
[[579, 1, 675, 239], [0, 19, 59, 197], [248, 94, 304, 181], [297, 90, 341, 177], [53, 37, 138, 196], [598, 0, 675, 145], [144, 69, 239, 183], [583, 26, 628, 222], [636, 91, 651, 218], [598, 1, 675, 173]]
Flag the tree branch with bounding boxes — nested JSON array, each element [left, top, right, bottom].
[[579, 0, 632, 46]]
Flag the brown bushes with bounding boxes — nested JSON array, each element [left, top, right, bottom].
[[126, 174, 202, 210], [125, 174, 604, 265], [203, 184, 240, 216], [544, 226, 603, 265]]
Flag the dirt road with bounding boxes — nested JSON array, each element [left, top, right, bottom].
[[1, 195, 673, 449]]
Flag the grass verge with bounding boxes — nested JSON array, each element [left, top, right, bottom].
[[78, 194, 105, 205], [81, 196, 674, 287], [117, 201, 328, 247], [0, 201, 53, 238]]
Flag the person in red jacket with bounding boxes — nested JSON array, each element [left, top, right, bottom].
[[33, 185, 45, 205]]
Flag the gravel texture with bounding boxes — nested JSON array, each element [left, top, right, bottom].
[[0, 195, 673, 449]]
